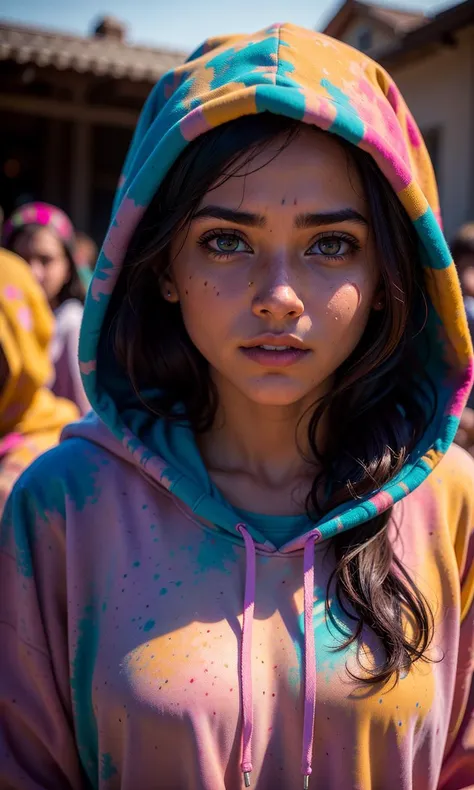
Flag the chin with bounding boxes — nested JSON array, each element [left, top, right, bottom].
[[240, 380, 317, 407]]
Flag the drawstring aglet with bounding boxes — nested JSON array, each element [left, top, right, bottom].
[[243, 770, 251, 787], [303, 775, 310, 789]]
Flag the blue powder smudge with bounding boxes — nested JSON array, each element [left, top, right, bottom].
[[160, 587, 168, 596], [133, 561, 140, 567], [70, 606, 99, 783], [143, 619, 155, 632], [100, 752, 118, 780]]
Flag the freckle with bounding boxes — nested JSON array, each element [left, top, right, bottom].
[[204, 281, 208, 286], [188, 275, 192, 279], [190, 678, 195, 683], [293, 198, 297, 205], [185, 290, 188, 295], [216, 292, 220, 296], [281, 198, 286, 205]]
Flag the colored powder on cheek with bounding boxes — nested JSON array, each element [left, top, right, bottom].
[[133, 561, 140, 567], [160, 588, 168, 596]]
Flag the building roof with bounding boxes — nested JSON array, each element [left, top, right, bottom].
[[0, 19, 187, 82], [379, 0, 474, 67], [322, 0, 427, 40]]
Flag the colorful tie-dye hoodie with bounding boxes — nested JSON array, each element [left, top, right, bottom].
[[1, 23, 474, 790]]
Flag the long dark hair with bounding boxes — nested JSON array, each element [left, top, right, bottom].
[[7, 224, 85, 306], [109, 113, 436, 686]]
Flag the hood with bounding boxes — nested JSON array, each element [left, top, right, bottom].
[[70, 24, 474, 787], [0, 249, 78, 444], [75, 22, 473, 549]]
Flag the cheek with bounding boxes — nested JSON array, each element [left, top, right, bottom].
[[178, 279, 231, 349], [326, 281, 365, 321]]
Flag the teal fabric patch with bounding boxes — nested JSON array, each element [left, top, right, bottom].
[[413, 208, 452, 269]]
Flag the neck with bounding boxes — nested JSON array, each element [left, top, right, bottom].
[[198, 375, 327, 490]]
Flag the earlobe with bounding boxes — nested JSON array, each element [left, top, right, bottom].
[[372, 291, 385, 311], [160, 277, 180, 303]]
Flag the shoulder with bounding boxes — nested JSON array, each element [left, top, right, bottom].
[[8, 438, 114, 518], [423, 444, 474, 573], [429, 443, 474, 506]]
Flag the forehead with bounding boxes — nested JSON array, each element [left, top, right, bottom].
[[14, 226, 65, 257], [204, 127, 368, 214]]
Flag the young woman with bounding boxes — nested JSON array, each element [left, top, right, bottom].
[[0, 23, 473, 790], [3, 202, 91, 414], [0, 249, 78, 514]]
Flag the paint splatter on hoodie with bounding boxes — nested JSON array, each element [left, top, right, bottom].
[[1, 23, 473, 790], [0, 249, 78, 514]]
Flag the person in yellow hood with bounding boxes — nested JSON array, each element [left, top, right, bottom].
[[0, 249, 78, 512]]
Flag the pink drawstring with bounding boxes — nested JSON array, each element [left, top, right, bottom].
[[301, 532, 320, 789], [236, 524, 320, 789], [236, 524, 256, 787]]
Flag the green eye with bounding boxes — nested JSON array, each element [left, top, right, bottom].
[[216, 235, 241, 252], [307, 234, 356, 258], [317, 238, 343, 255]]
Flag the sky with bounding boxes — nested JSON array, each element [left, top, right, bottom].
[[0, 0, 460, 52]]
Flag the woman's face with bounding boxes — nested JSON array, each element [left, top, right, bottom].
[[13, 227, 71, 307], [165, 128, 380, 409]]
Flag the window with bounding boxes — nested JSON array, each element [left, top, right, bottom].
[[357, 27, 373, 52]]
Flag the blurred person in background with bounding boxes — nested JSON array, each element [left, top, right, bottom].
[[0, 249, 78, 513], [452, 222, 474, 339], [3, 202, 90, 414], [75, 230, 98, 278], [451, 222, 474, 452]]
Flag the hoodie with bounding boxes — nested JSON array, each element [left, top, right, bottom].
[[1, 23, 473, 790], [0, 249, 78, 514]]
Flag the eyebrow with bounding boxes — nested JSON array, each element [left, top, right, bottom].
[[192, 205, 368, 229]]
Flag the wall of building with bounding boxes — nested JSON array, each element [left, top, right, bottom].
[[342, 19, 395, 53], [389, 25, 474, 241]]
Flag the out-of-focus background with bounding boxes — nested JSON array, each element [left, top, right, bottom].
[[0, 0, 472, 245]]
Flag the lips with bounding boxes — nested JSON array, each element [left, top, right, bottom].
[[240, 338, 311, 367]]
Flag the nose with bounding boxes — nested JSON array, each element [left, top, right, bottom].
[[29, 260, 44, 284], [251, 265, 304, 321]]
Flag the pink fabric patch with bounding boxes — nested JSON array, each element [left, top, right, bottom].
[[0, 432, 23, 458], [448, 362, 474, 418], [35, 205, 50, 226], [4, 285, 22, 300], [92, 196, 145, 302], [17, 305, 32, 331], [370, 490, 394, 514], [79, 359, 97, 375], [301, 91, 337, 130], [180, 106, 212, 142], [362, 126, 412, 193], [386, 83, 400, 112], [406, 113, 422, 149]]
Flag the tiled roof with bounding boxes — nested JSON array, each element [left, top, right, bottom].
[[322, 0, 427, 39], [0, 20, 187, 82]]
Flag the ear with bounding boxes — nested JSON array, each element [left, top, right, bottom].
[[160, 272, 180, 304], [372, 288, 385, 312]]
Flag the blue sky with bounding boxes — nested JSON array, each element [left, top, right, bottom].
[[0, 0, 459, 51]]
